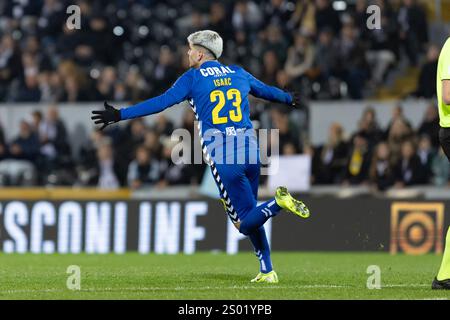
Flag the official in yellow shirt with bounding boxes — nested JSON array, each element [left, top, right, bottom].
[[433, 36, 450, 290]]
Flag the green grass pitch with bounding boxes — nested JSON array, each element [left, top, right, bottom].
[[0, 252, 448, 300]]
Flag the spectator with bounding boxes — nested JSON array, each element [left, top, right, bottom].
[[31, 110, 44, 134], [63, 75, 84, 102], [38, 0, 67, 44], [275, 69, 291, 90], [394, 140, 424, 187], [232, 1, 263, 32], [270, 107, 301, 153], [418, 103, 440, 149], [56, 24, 85, 61], [0, 120, 37, 186], [73, 38, 96, 69], [262, 24, 289, 64], [312, 122, 348, 184], [387, 118, 415, 165], [9, 120, 40, 161], [154, 114, 174, 138], [207, 2, 233, 43], [115, 118, 147, 172], [124, 66, 148, 103], [0, 35, 23, 101], [92, 66, 117, 101], [180, 109, 205, 184], [397, 0, 428, 66], [23, 36, 52, 72], [15, 52, 41, 102], [335, 22, 369, 99], [39, 106, 71, 164], [38, 72, 53, 102], [87, 14, 115, 65], [177, 10, 206, 40], [314, 27, 338, 80], [417, 135, 434, 183], [57, 60, 89, 102], [315, 0, 341, 34], [342, 131, 371, 185], [127, 145, 161, 189], [431, 147, 450, 186], [384, 105, 412, 139], [369, 142, 395, 191], [357, 107, 383, 149], [372, 0, 400, 57], [150, 46, 178, 96], [365, 1, 397, 87], [284, 33, 315, 83], [94, 143, 122, 189], [351, 0, 369, 38], [143, 129, 163, 161], [47, 71, 65, 102], [0, 119, 7, 161], [263, 0, 294, 30], [260, 50, 280, 86], [413, 45, 439, 98], [158, 138, 192, 187], [287, 0, 316, 35], [78, 129, 106, 172], [227, 30, 252, 66]]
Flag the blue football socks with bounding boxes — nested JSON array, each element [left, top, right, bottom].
[[239, 198, 282, 235], [248, 226, 273, 273]]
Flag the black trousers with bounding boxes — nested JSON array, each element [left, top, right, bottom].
[[439, 127, 450, 161]]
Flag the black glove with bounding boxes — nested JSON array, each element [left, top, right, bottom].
[[288, 91, 301, 107], [283, 86, 301, 107], [91, 101, 121, 130]]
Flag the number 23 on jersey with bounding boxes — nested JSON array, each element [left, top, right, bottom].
[[210, 89, 242, 124]]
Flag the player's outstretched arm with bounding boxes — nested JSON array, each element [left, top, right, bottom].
[[91, 70, 193, 130], [246, 70, 301, 107]]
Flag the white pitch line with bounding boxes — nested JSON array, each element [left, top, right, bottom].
[[0, 288, 63, 294], [382, 284, 429, 288], [0, 285, 349, 294], [2, 284, 439, 294]]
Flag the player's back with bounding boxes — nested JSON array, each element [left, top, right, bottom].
[[118, 58, 292, 164], [188, 61, 259, 164], [189, 60, 254, 137]]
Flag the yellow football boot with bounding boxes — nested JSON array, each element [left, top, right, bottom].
[[250, 271, 279, 283], [275, 186, 310, 218]]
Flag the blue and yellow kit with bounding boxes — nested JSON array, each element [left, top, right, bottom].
[[120, 60, 292, 223]]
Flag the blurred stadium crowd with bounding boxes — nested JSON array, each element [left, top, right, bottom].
[[0, 0, 433, 102], [309, 102, 446, 191], [0, 0, 447, 191], [0, 100, 445, 191]]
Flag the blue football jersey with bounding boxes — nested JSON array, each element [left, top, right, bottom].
[[120, 60, 292, 162]]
